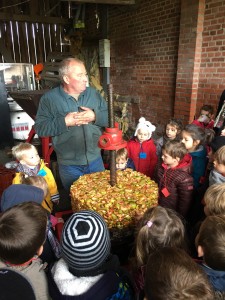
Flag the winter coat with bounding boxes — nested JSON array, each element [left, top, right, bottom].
[[209, 168, 225, 186], [47, 258, 134, 300], [13, 159, 59, 212], [189, 145, 208, 188], [192, 119, 214, 129], [154, 153, 194, 218], [126, 138, 157, 178], [0, 258, 50, 300], [199, 263, 225, 292]]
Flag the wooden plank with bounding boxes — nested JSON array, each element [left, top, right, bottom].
[[0, 13, 69, 24], [61, 0, 135, 3]]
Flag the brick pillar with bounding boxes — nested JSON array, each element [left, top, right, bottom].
[[174, 0, 205, 124]]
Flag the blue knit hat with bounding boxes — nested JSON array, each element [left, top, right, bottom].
[[61, 210, 111, 276], [1, 184, 44, 212]]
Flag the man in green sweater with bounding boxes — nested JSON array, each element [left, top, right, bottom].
[[34, 57, 108, 192]]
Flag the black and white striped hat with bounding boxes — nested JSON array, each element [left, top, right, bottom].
[[61, 210, 111, 276]]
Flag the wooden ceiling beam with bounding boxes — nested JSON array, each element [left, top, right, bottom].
[[60, 0, 135, 4], [0, 13, 69, 24]]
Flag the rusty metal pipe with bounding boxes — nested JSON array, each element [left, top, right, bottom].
[[108, 84, 117, 186]]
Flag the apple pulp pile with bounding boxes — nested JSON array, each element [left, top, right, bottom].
[[70, 169, 158, 229]]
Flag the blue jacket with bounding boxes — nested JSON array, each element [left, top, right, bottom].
[[34, 86, 108, 165], [189, 145, 207, 188], [200, 263, 225, 292]]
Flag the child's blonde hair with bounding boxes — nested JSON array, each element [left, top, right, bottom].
[[12, 143, 37, 161], [162, 140, 188, 160], [22, 176, 49, 198], [135, 206, 186, 267], [197, 215, 225, 270], [204, 183, 225, 216], [214, 145, 225, 165], [116, 148, 128, 162]]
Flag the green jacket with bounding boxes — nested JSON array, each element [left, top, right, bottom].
[[34, 86, 108, 165]]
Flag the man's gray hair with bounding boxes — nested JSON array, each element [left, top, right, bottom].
[[58, 57, 85, 81]]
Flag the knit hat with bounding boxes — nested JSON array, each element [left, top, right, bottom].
[[134, 117, 156, 139], [1, 184, 44, 212], [0, 268, 35, 300], [61, 210, 111, 276], [210, 136, 225, 153]]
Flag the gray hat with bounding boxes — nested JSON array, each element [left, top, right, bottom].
[[61, 210, 111, 276]]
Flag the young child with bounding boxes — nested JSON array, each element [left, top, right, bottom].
[[192, 104, 214, 129], [209, 145, 225, 186], [116, 147, 135, 171], [144, 247, 214, 300], [154, 140, 193, 218], [182, 124, 208, 188], [126, 117, 157, 178], [12, 142, 59, 212], [0, 202, 50, 300], [204, 182, 225, 217], [156, 118, 183, 156], [1, 184, 61, 264], [21, 176, 64, 228], [132, 205, 186, 298], [47, 210, 134, 299], [196, 215, 225, 292]]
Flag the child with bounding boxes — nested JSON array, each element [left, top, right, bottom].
[[127, 117, 157, 178], [21, 176, 64, 227], [154, 140, 193, 218], [144, 247, 214, 300], [209, 145, 225, 186], [192, 104, 214, 129], [204, 183, 225, 216], [132, 205, 186, 298], [0, 202, 50, 300], [47, 210, 134, 299], [116, 147, 135, 171], [182, 124, 208, 188], [156, 118, 183, 156], [1, 184, 61, 264], [12, 142, 59, 212], [196, 215, 225, 292]]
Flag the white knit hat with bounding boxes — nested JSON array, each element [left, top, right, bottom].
[[134, 117, 156, 139]]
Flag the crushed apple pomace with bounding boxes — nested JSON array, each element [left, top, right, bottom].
[[70, 169, 158, 229]]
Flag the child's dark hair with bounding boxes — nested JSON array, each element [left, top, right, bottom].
[[166, 118, 183, 133], [145, 247, 214, 300], [0, 202, 47, 264], [183, 124, 206, 149], [201, 104, 214, 115], [197, 215, 225, 271], [162, 140, 188, 159], [135, 206, 186, 267]]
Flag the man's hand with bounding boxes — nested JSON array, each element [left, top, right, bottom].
[[65, 107, 96, 127]]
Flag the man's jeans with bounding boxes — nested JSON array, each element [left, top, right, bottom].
[[58, 156, 105, 192]]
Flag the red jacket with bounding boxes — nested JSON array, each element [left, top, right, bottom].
[[192, 119, 214, 129], [154, 153, 194, 218], [126, 138, 157, 178]]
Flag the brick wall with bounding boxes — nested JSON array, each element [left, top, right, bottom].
[[108, 0, 181, 132], [85, 0, 225, 133], [197, 0, 225, 118]]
